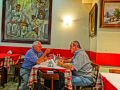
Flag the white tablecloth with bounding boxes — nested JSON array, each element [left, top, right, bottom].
[[100, 72, 120, 90]]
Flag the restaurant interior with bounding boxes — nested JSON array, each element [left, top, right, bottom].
[[0, 0, 120, 90]]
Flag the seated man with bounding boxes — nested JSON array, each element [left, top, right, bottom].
[[19, 41, 50, 90], [58, 41, 94, 89]]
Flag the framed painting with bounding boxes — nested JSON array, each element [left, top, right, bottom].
[[89, 3, 98, 37], [100, 0, 120, 27], [1, 0, 52, 44]]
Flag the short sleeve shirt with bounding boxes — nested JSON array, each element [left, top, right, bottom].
[[22, 47, 43, 70]]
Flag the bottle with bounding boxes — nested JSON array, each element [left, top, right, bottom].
[[48, 60, 54, 67]]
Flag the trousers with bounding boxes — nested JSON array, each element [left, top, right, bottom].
[[19, 68, 31, 90], [72, 75, 93, 86]]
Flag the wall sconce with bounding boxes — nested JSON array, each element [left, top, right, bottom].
[[63, 16, 73, 26]]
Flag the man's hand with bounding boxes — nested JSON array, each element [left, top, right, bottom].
[[58, 60, 74, 70], [43, 56, 48, 62], [44, 48, 51, 55], [63, 59, 72, 63], [57, 60, 64, 66]]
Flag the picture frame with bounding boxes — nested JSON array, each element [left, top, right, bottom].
[[100, 0, 120, 28], [89, 3, 98, 37], [1, 0, 52, 44]]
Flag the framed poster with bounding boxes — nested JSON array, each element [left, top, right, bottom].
[[100, 0, 120, 27], [1, 0, 52, 44], [89, 3, 98, 37]]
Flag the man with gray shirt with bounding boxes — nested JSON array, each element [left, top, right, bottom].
[[58, 41, 94, 89]]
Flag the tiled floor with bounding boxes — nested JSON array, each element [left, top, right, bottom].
[[0, 81, 18, 90]]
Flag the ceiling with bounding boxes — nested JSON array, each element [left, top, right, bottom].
[[82, 0, 93, 3]]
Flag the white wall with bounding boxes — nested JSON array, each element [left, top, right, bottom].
[[96, 0, 120, 54], [0, 0, 91, 50], [97, 29, 120, 54], [89, 0, 98, 52], [89, 0, 120, 54]]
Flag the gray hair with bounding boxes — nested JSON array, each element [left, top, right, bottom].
[[32, 41, 41, 46], [71, 40, 81, 48]]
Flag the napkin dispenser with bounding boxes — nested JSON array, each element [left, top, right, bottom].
[[47, 70, 54, 74]]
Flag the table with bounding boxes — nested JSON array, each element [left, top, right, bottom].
[[0, 53, 21, 84], [101, 72, 120, 90], [28, 60, 73, 90], [109, 68, 120, 74], [0, 53, 21, 72]]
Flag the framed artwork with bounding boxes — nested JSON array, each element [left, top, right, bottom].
[[89, 3, 98, 37], [1, 0, 52, 44], [100, 0, 120, 27]]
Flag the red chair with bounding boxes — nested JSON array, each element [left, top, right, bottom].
[[13, 55, 24, 81], [13, 55, 24, 90]]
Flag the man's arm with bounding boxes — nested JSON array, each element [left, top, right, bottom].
[[36, 48, 51, 64], [58, 60, 74, 70], [63, 58, 72, 63]]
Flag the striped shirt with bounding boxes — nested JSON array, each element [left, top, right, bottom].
[[72, 49, 93, 77]]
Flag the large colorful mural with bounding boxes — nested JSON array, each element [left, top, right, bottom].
[[2, 0, 52, 44]]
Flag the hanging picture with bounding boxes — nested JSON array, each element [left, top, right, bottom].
[[100, 0, 120, 27], [89, 3, 98, 37], [1, 0, 52, 44]]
